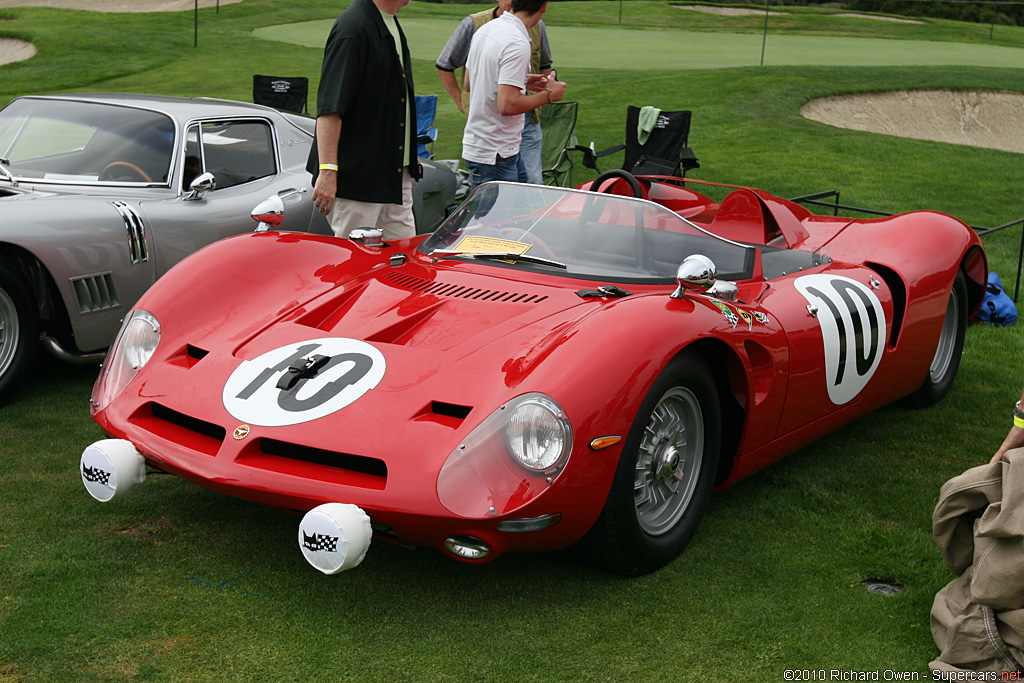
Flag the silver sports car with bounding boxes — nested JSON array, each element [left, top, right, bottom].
[[0, 93, 458, 404]]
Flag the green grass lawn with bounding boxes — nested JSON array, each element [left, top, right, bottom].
[[2, 1, 1024, 680], [264, 17, 1024, 69]]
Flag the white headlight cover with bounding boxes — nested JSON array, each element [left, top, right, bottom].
[[437, 392, 572, 518], [91, 310, 160, 411], [506, 395, 571, 472]]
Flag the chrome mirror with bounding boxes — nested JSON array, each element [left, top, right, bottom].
[[185, 172, 216, 201], [251, 195, 285, 232], [671, 254, 717, 299], [707, 280, 739, 302]]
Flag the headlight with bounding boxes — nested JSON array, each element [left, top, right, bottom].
[[506, 395, 571, 473], [91, 310, 160, 411], [437, 392, 572, 518]]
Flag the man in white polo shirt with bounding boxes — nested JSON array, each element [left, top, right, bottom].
[[462, 0, 565, 190]]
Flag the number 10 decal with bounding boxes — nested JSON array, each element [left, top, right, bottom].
[[795, 274, 886, 406], [223, 338, 386, 427]]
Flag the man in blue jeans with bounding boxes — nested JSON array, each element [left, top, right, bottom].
[[461, 0, 565, 190], [436, 0, 553, 185]]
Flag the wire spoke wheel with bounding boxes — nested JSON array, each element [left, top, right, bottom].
[[903, 270, 967, 409], [634, 386, 703, 536], [929, 280, 961, 383], [0, 263, 40, 406], [575, 352, 720, 576], [0, 285, 21, 378]]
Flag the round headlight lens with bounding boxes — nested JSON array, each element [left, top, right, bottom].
[[505, 395, 572, 473], [91, 310, 160, 411]]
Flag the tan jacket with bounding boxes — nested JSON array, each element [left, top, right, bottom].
[[930, 448, 1024, 674]]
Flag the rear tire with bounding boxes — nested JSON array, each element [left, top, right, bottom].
[[0, 262, 39, 406], [903, 270, 967, 409], [575, 352, 720, 576]]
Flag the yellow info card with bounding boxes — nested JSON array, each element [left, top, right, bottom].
[[453, 235, 532, 255]]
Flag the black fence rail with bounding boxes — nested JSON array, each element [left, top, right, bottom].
[[790, 189, 1024, 302]]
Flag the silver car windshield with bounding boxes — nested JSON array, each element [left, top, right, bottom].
[[0, 99, 174, 186], [419, 182, 756, 281]]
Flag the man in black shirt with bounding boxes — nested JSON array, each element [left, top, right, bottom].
[[308, 0, 420, 239]]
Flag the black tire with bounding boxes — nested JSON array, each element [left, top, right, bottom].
[[576, 353, 721, 576], [0, 262, 39, 406], [903, 270, 967, 409]]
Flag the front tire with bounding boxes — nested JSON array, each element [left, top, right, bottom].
[[0, 262, 39, 406], [903, 270, 967, 409], [576, 353, 721, 576]]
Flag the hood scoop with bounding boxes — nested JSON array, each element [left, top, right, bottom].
[[288, 268, 563, 352], [383, 271, 549, 305]]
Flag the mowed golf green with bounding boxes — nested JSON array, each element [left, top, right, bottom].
[[256, 16, 1024, 69]]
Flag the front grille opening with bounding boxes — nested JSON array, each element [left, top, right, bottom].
[[260, 439, 387, 479], [151, 403, 226, 442], [432, 401, 472, 419], [187, 344, 209, 360]]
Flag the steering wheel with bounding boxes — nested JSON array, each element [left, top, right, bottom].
[[499, 228, 558, 261], [579, 169, 649, 271], [99, 161, 152, 182], [589, 169, 644, 199]]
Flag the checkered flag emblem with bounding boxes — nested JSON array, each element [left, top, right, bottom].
[[82, 464, 111, 486], [302, 531, 338, 553]]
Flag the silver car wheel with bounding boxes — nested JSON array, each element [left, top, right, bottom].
[[634, 386, 704, 536], [929, 282, 961, 383], [0, 285, 20, 377]]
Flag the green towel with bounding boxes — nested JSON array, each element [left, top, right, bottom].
[[637, 106, 661, 145]]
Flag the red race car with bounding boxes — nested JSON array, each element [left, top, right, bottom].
[[81, 171, 987, 576]]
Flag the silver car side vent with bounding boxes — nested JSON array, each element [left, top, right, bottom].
[[383, 271, 548, 304], [71, 272, 120, 314], [109, 201, 149, 264]]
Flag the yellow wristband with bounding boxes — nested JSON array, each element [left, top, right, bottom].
[[1014, 415, 1024, 429], [319, 163, 338, 171]]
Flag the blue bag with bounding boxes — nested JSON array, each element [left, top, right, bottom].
[[977, 272, 1017, 326]]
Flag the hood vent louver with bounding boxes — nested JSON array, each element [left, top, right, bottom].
[[384, 271, 548, 304], [71, 272, 120, 314]]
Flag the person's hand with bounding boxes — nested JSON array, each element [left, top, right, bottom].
[[992, 424, 1024, 463], [312, 171, 337, 215], [526, 73, 548, 92], [545, 72, 566, 103]]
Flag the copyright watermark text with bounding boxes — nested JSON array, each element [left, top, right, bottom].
[[783, 671, 1021, 681]]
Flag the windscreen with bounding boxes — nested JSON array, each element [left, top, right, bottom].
[[0, 98, 175, 185], [419, 182, 756, 281]]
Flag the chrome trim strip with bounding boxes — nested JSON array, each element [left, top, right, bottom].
[[41, 336, 105, 364], [109, 201, 148, 264]]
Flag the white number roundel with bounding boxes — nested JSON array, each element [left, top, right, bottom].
[[222, 338, 386, 427], [795, 274, 886, 406]]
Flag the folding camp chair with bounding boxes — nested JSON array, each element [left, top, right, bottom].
[[539, 101, 579, 186], [252, 75, 309, 115], [578, 105, 698, 177], [415, 95, 438, 160]]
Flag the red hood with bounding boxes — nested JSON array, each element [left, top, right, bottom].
[[118, 236, 614, 476]]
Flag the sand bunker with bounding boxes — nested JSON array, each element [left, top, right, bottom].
[[802, 90, 1024, 154], [833, 12, 923, 23], [676, 5, 785, 16], [0, 0, 239, 11], [0, 37, 34, 65], [676, 5, 923, 22], [0, 0, 241, 65]]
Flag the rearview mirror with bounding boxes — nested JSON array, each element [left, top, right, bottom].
[[251, 195, 285, 232], [185, 172, 216, 201]]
